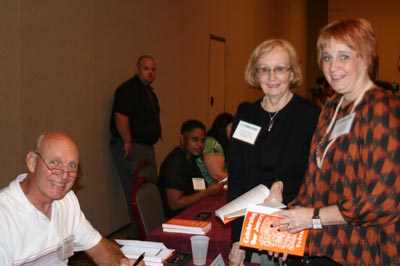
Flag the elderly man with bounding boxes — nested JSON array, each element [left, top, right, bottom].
[[0, 132, 142, 266]]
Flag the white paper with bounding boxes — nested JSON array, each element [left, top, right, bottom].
[[210, 253, 226, 266], [192, 177, 206, 190], [215, 184, 270, 221], [115, 240, 174, 262], [232, 120, 261, 145]]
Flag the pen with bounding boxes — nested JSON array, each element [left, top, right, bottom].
[[132, 252, 145, 266]]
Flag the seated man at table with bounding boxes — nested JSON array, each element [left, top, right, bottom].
[[158, 119, 225, 218], [0, 132, 141, 266]]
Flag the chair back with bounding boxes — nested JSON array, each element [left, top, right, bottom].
[[131, 177, 166, 239], [134, 160, 158, 183]]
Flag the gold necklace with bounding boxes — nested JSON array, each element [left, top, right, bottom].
[[262, 92, 292, 132]]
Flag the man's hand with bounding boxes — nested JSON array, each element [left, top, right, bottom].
[[120, 257, 144, 266], [123, 141, 132, 158], [228, 242, 245, 266]]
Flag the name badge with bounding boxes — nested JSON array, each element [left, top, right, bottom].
[[232, 121, 261, 145], [329, 113, 355, 140], [58, 235, 74, 260], [192, 177, 206, 191]]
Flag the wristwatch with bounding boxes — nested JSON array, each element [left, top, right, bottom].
[[312, 208, 323, 229]]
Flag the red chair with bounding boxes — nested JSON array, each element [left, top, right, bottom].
[[133, 160, 158, 186], [131, 177, 166, 240]]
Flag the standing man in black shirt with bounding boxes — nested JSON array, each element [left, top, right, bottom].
[[110, 55, 161, 229]]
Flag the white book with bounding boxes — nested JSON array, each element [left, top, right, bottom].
[[115, 240, 174, 263], [162, 218, 211, 233], [215, 184, 286, 224], [162, 226, 211, 235]]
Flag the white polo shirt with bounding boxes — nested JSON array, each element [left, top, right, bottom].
[[0, 174, 102, 266]]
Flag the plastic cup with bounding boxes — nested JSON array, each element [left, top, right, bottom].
[[190, 235, 209, 265]]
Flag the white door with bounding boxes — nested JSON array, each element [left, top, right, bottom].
[[208, 35, 226, 129]]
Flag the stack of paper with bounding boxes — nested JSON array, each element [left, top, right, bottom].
[[116, 240, 175, 266], [162, 218, 211, 235]]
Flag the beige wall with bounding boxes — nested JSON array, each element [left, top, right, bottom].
[[328, 0, 400, 85], [0, 0, 349, 235]]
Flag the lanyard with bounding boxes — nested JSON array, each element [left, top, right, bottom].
[[316, 89, 368, 169]]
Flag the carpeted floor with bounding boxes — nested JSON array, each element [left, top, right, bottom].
[[68, 224, 139, 265]]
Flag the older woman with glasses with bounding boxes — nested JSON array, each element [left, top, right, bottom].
[[271, 18, 400, 266], [228, 39, 320, 266]]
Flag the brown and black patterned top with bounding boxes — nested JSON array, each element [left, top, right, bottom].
[[291, 87, 400, 266]]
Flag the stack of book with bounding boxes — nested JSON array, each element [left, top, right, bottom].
[[116, 240, 175, 266], [162, 218, 211, 235]]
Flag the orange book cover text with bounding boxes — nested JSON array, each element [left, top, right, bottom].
[[239, 210, 309, 256]]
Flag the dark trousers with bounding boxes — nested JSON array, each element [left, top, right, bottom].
[[298, 256, 342, 266], [110, 139, 156, 227]]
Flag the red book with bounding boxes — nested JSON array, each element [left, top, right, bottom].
[[162, 218, 211, 235], [239, 205, 308, 256]]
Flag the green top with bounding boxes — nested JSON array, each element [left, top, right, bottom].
[[196, 136, 227, 184]]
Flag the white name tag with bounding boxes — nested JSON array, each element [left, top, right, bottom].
[[232, 121, 261, 145], [192, 177, 206, 190], [329, 113, 355, 140]]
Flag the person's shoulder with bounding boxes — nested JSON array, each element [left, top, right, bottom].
[[235, 99, 262, 119], [115, 76, 139, 93], [292, 93, 320, 112], [161, 147, 185, 166]]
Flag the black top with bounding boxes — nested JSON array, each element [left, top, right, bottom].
[[228, 93, 320, 243], [158, 147, 203, 218], [110, 75, 161, 145]]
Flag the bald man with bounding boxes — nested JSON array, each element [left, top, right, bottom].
[[0, 132, 142, 266]]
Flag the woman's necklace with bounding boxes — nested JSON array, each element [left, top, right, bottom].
[[261, 92, 293, 132], [267, 111, 279, 132]]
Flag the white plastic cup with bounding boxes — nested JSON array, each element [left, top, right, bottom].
[[190, 235, 209, 265]]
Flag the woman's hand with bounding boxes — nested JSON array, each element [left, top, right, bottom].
[[228, 242, 245, 266], [264, 180, 283, 203], [272, 207, 314, 234]]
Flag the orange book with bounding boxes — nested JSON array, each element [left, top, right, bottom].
[[162, 218, 211, 234], [239, 205, 308, 256]]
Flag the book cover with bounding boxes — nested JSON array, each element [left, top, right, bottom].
[[162, 218, 211, 233], [239, 205, 308, 256]]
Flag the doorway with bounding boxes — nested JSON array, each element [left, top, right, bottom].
[[208, 35, 226, 129]]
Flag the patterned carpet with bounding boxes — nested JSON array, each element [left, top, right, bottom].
[[68, 224, 139, 265]]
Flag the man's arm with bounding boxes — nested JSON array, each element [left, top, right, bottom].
[[85, 237, 141, 266], [115, 112, 132, 157]]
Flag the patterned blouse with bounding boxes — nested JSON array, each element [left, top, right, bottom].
[[291, 87, 400, 266], [196, 136, 226, 184]]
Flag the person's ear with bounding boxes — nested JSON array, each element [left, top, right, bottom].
[[26, 151, 37, 173]]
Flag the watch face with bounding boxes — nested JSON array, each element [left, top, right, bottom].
[[312, 218, 323, 229]]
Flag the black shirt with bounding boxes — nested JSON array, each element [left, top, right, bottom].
[[110, 75, 161, 145], [228, 94, 320, 243], [158, 147, 203, 218]]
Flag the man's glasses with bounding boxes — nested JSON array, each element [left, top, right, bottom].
[[255, 66, 292, 76], [34, 151, 78, 178]]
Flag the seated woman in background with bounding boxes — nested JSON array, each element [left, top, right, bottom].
[[196, 112, 233, 184]]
